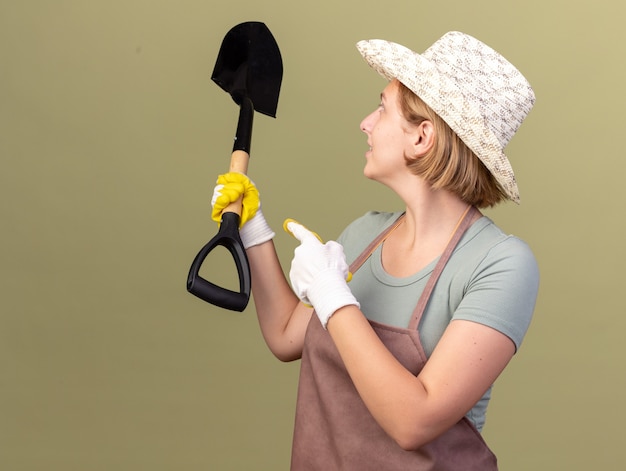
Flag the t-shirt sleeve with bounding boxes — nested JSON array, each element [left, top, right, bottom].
[[452, 236, 540, 351]]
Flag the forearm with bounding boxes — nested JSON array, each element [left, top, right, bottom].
[[247, 241, 312, 361], [326, 306, 515, 450], [326, 306, 438, 449]]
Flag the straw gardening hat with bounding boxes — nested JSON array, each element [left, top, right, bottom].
[[356, 32, 535, 203]]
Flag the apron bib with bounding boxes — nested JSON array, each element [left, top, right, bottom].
[[291, 207, 498, 470]]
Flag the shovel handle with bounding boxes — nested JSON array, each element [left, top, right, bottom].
[[186, 149, 252, 311], [186, 211, 251, 311], [221, 150, 250, 216], [187, 95, 256, 311]]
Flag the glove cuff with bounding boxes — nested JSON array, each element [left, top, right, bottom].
[[307, 269, 360, 329], [239, 208, 275, 249]]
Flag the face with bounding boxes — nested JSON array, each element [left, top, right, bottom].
[[360, 79, 416, 185]]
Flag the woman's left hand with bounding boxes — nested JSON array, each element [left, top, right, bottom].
[[286, 220, 359, 328]]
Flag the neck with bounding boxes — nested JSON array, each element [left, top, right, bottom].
[[378, 179, 481, 277], [381, 196, 477, 277], [401, 188, 474, 242]]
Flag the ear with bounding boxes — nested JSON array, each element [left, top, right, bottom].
[[407, 120, 435, 158]]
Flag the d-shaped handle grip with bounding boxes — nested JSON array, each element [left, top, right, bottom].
[[186, 212, 251, 311], [187, 98, 252, 312]]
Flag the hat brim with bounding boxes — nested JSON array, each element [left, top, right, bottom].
[[357, 39, 520, 203]]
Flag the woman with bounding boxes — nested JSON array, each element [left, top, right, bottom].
[[211, 31, 539, 470]]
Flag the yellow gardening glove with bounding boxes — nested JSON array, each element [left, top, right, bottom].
[[211, 172, 260, 228], [210, 173, 274, 249]]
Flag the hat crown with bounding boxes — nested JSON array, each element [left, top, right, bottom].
[[423, 32, 534, 149]]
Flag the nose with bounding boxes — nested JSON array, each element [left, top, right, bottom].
[[360, 109, 377, 134]]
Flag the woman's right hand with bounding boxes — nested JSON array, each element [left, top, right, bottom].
[[211, 172, 275, 249], [210, 175, 311, 361]]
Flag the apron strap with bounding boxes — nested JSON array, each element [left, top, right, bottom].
[[408, 206, 478, 330], [348, 214, 406, 274]]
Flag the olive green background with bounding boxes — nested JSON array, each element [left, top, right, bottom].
[[2, 1, 624, 469]]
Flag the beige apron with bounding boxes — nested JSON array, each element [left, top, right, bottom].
[[291, 207, 498, 470]]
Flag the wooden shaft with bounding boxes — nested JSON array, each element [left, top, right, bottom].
[[223, 150, 250, 216]]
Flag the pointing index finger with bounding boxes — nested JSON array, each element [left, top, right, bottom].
[[283, 218, 323, 243]]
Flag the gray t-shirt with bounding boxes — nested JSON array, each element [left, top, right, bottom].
[[337, 211, 540, 430]]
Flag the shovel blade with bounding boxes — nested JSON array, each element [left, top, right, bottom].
[[211, 21, 283, 118]]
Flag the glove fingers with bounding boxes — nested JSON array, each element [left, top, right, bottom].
[[286, 220, 323, 244], [212, 173, 260, 226], [211, 184, 243, 222], [211, 184, 225, 208], [217, 172, 248, 185], [240, 184, 260, 225]]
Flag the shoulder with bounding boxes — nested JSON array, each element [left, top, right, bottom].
[[461, 218, 539, 279], [452, 217, 540, 351]]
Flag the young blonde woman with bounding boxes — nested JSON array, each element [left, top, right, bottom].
[[211, 31, 539, 470]]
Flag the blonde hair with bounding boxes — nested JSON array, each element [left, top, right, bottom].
[[397, 81, 507, 207]]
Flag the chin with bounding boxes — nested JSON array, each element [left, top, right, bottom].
[[363, 171, 376, 182], [363, 168, 382, 183]]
